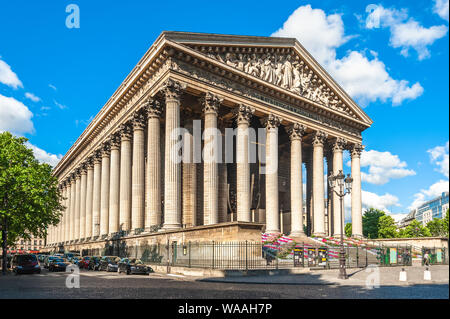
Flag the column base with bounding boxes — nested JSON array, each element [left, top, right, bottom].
[[160, 224, 182, 232], [289, 231, 306, 238], [265, 229, 281, 234], [352, 233, 364, 239], [312, 232, 326, 237]]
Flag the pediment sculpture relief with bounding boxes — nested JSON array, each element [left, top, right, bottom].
[[192, 46, 355, 118]]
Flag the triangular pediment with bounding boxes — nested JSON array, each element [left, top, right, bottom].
[[162, 32, 372, 127]]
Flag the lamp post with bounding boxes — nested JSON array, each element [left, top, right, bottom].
[[328, 170, 353, 279]]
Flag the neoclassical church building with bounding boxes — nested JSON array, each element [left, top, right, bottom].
[[46, 32, 372, 251]]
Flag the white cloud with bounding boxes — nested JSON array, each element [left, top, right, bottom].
[[271, 5, 423, 106], [428, 141, 449, 178], [0, 94, 34, 135], [362, 190, 400, 212], [0, 58, 23, 89], [48, 84, 57, 91], [54, 100, 67, 110], [433, 0, 449, 21], [25, 92, 41, 102], [25, 142, 62, 167], [409, 180, 449, 209], [347, 149, 416, 185], [366, 5, 448, 60]]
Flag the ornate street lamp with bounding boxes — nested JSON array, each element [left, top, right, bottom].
[[328, 170, 353, 279]]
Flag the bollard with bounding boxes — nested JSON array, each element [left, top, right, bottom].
[[399, 268, 407, 282], [424, 267, 431, 281]]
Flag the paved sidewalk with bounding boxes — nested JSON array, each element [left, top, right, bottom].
[[200, 265, 449, 287]]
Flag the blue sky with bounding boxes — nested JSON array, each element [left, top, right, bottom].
[[0, 0, 448, 221]]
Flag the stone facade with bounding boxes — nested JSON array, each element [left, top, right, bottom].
[[46, 32, 372, 251]]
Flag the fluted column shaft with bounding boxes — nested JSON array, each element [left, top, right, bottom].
[[288, 124, 306, 236], [132, 113, 145, 231], [85, 162, 94, 239], [79, 168, 87, 240], [351, 144, 363, 238], [146, 101, 162, 228], [312, 131, 327, 236], [202, 92, 221, 225], [100, 146, 111, 236], [119, 125, 132, 231], [65, 183, 71, 242], [182, 122, 197, 227], [70, 178, 76, 241], [236, 105, 254, 222], [162, 80, 183, 230], [263, 114, 281, 234], [92, 154, 102, 237], [109, 137, 121, 234], [74, 173, 81, 241], [332, 138, 346, 236]]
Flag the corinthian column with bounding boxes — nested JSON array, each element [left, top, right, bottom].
[[85, 158, 94, 239], [236, 104, 254, 222], [182, 118, 197, 227], [145, 98, 162, 228], [350, 144, 364, 238], [131, 110, 146, 231], [92, 151, 102, 237], [262, 114, 281, 234], [109, 134, 121, 234], [201, 92, 222, 225], [74, 171, 81, 241], [100, 142, 111, 236], [331, 137, 347, 236], [312, 130, 328, 237], [119, 124, 132, 232], [162, 79, 184, 230], [287, 123, 306, 237], [65, 179, 71, 242], [79, 164, 87, 240]]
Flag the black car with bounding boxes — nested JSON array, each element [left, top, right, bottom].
[[118, 258, 152, 275], [11, 254, 41, 275], [48, 258, 71, 272], [99, 256, 120, 272], [43, 255, 61, 269], [88, 256, 101, 271]]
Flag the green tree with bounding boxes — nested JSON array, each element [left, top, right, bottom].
[[443, 210, 449, 237], [0, 132, 64, 273], [426, 218, 446, 237], [377, 215, 398, 238], [345, 223, 352, 237], [401, 220, 431, 238], [362, 208, 385, 239]]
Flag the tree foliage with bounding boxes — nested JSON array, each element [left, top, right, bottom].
[[344, 223, 352, 237], [362, 208, 385, 239], [377, 215, 398, 238], [400, 220, 431, 238], [0, 131, 64, 246], [426, 218, 446, 237]]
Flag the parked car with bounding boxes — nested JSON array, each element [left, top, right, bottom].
[[48, 258, 71, 272], [99, 256, 120, 272], [11, 254, 41, 275], [78, 256, 91, 269], [71, 256, 82, 265], [64, 253, 80, 262], [118, 258, 152, 275], [88, 256, 101, 271], [43, 255, 61, 269]]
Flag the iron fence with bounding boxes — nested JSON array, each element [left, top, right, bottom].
[[421, 247, 448, 265]]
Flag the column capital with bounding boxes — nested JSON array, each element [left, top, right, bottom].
[[311, 130, 328, 147], [349, 143, 364, 158], [201, 92, 223, 115], [93, 149, 102, 164], [330, 137, 347, 153], [143, 97, 162, 119], [132, 110, 146, 131], [162, 78, 185, 101], [235, 104, 254, 125], [119, 123, 133, 141], [287, 123, 307, 141], [86, 156, 94, 169], [110, 133, 121, 150], [101, 141, 111, 157], [261, 114, 282, 130], [74, 169, 81, 179], [80, 163, 87, 175]]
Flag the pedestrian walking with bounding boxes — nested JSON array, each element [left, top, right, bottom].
[[423, 251, 430, 266]]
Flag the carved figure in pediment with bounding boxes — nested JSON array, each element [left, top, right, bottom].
[[281, 55, 293, 89], [237, 53, 245, 71], [274, 55, 284, 86], [291, 63, 302, 94], [263, 55, 276, 83], [225, 52, 237, 68]]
